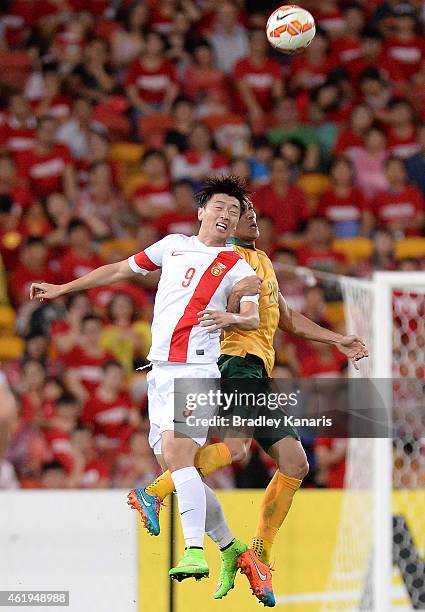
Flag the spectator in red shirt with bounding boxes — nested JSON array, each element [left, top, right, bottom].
[[297, 217, 347, 274], [69, 425, 111, 488], [358, 68, 393, 119], [318, 156, 369, 238], [125, 31, 179, 118], [331, 3, 364, 64], [384, 4, 425, 82], [253, 157, 309, 237], [133, 149, 174, 220], [334, 104, 373, 157], [51, 292, 92, 356], [171, 122, 228, 187], [16, 115, 77, 202], [57, 220, 103, 284], [75, 161, 128, 239], [373, 156, 425, 235], [386, 98, 419, 159], [314, 438, 347, 487], [0, 153, 33, 216], [44, 394, 80, 473], [289, 28, 337, 94], [346, 26, 404, 87], [33, 67, 72, 122], [0, 94, 36, 155], [234, 29, 284, 125], [62, 314, 114, 403], [182, 39, 230, 115], [152, 179, 198, 237], [300, 342, 348, 378], [9, 236, 56, 306], [82, 360, 139, 453], [44, 192, 72, 253]]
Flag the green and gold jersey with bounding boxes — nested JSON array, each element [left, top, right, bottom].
[[221, 237, 280, 376]]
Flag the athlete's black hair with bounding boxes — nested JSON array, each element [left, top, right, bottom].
[[196, 175, 249, 217]]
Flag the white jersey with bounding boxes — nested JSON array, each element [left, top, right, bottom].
[[128, 234, 258, 364]]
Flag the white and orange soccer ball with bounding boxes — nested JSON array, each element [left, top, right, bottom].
[[266, 5, 316, 54]]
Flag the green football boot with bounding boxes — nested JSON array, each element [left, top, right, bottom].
[[169, 548, 209, 582], [213, 539, 248, 599]]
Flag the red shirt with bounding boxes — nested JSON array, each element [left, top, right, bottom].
[[332, 37, 362, 65], [346, 53, 404, 85], [0, 118, 36, 154], [133, 182, 174, 215], [44, 428, 74, 472], [81, 458, 110, 487], [317, 187, 368, 237], [314, 438, 346, 488], [234, 57, 282, 112], [373, 186, 424, 229], [16, 144, 73, 199], [386, 126, 419, 159], [152, 211, 198, 237], [82, 390, 134, 445], [88, 281, 151, 311], [300, 349, 347, 378], [297, 245, 346, 273], [33, 95, 72, 121], [384, 36, 425, 80], [125, 59, 177, 105], [61, 345, 113, 393], [289, 55, 338, 90], [9, 262, 56, 305], [333, 128, 364, 156], [253, 184, 309, 234], [57, 249, 103, 284]]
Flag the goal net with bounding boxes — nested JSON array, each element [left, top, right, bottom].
[[321, 272, 425, 612]]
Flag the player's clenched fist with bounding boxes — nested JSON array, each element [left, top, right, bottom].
[[30, 282, 64, 301]]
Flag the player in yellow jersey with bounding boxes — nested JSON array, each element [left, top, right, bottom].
[[129, 201, 368, 605]]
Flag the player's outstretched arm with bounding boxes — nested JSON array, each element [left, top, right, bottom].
[[29, 259, 138, 301], [278, 292, 369, 370], [198, 301, 259, 333]]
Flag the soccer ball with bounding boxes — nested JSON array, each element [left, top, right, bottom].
[[266, 5, 316, 54]]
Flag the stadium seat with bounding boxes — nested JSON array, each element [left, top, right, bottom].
[[138, 113, 175, 147], [0, 336, 24, 360], [124, 173, 148, 198], [325, 301, 345, 326], [395, 237, 425, 261], [100, 239, 138, 262], [0, 52, 32, 89], [333, 237, 372, 265], [94, 109, 132, 141], [110, 143, 144, 165], [297, 173, 330, 207], [0, 306, 16, 335]]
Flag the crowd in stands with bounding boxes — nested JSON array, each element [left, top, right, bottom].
[[1, 0, 425, 490]]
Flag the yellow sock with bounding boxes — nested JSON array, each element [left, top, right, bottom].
[[145, 443, 232, 500], [253, 470, 302, 564]]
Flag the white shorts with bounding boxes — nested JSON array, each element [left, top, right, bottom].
[[147, 361, 220, 454]]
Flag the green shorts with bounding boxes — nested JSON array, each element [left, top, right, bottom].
[[217, 353, 300, 451]]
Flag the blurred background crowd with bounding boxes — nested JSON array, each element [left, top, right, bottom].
[[0, 0, 425, 491]]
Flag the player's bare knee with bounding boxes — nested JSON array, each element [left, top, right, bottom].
[[278, 456, 309, 480]]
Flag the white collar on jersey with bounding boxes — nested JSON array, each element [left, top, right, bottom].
[[194, 235, 233, 252]]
